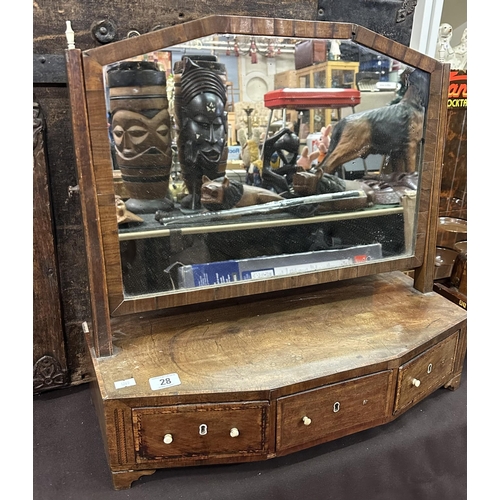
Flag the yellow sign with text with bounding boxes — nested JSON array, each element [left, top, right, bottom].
[[448, 71, 467, 108]]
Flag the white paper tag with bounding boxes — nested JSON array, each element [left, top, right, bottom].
[[149, 372, 181, 391], [114, 377, 136, 389]]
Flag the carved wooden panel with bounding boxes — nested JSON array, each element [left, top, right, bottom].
[[33, 0, 317, 53], [33, 100, 69, 393], [318, 0, 418, 45], [33, 86, 93, 386]]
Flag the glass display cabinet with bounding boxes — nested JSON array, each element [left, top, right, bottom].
[[296, 60, 360, 132], [66, 15, 467, 490]]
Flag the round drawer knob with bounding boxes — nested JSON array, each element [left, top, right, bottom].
[[302, 416, 312, 426], [163, 433, 173, 444], [411, 378, 421, 388], [230, 427, 240, 438]]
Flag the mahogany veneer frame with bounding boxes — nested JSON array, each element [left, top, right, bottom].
[[66, 15, 449, 357]]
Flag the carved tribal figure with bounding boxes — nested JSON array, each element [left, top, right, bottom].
[[200, 175, 284, 211], [107, 60, 173, 213], [112, 108, 172, 162], [175, 58, 228, 207]]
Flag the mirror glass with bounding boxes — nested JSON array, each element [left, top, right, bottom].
[[102, 33, 429, 297]]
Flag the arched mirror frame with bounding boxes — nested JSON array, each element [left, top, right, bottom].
[[66, 15, 449, 357]]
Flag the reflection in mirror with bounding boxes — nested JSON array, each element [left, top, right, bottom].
[[102, 34, 430, 298], [107, 60, 174, 214]]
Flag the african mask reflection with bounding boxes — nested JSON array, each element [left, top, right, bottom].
[[112, 108, 171, 161], [182, 93, 225, 170], [107, 61, 173, 214], [175, 57, 228, 208]]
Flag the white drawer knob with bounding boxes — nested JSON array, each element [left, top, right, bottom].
[[230, 427, 239, 438], [302, 416, 312, 426], [163, 433, 173, 444], [411, 378, 421, 387]]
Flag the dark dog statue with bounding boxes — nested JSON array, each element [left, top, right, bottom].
[[200, 175, 284, 211], [318, 68, 429, 175]]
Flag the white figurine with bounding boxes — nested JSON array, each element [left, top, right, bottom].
[[329, 40, 341, 61], [435, 23, 454, 64], [452, 28, 467, 71]]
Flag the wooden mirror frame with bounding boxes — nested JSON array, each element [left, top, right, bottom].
[[66, 15, 449, 357]]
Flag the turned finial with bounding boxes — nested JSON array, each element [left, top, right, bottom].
[[65, 21, 75, 49]]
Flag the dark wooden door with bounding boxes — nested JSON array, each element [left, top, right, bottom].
[[33, 100, 69, 393]]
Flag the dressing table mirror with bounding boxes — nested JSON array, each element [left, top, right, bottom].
[[66, 15, 466, 490]]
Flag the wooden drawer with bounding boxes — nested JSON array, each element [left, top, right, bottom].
[[277, 371, 391, 452], [394, 331, 459, 413], [132, 402, 269, 463]]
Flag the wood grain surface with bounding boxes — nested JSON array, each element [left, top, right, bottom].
[[95, 272, 466, 400], [33, 101, 69, 392]]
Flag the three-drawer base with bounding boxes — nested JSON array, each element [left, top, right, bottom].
[[88, 273, 467, 490]]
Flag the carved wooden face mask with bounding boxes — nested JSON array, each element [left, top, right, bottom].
[[112, 108, 171, 160], [181, 92, 226, 169]]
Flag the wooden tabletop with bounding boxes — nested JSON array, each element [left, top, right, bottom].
[[95, 271, 466, 401]]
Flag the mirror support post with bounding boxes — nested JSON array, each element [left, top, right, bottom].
[[65, 48, 114, 357]]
